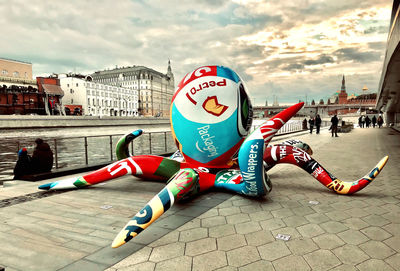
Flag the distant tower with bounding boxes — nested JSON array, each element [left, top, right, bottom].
[[265, 99, 268, 106], [338, 74, 348, 104], [272, 95, 279, 106], [167, 60, 174, 80], [362, 85, 368, 94]]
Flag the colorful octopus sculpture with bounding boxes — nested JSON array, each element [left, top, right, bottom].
[[39, 66, 388, 248]]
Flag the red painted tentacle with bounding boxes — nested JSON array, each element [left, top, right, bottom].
[[39, 155, 182, 190], [257, 102, 304, 148], [264, 145, 388, 195]]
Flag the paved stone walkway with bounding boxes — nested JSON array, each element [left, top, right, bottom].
[[1, 127, 399, 270]]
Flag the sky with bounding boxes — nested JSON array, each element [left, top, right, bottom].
[[0, 0, 392, 105]]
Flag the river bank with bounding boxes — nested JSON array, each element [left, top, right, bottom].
[[0, 118, 305, 182], [0, 115, 170, 130]]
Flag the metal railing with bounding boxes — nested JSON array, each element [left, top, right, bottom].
[[13, 120, 329, 171], [251, 120, 304, 134], [15, 131, 174, 170], [251, 119, 331, 134]]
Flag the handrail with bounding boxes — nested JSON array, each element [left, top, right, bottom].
[[11, 121, 320, 172], [46, 131, 173, 169]]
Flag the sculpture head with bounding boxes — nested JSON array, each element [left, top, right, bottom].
[[171, 65, 253, 166]]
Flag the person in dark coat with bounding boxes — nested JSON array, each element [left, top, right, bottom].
[[315, 114, 322, 134], [31, 138, 53, 173], [309, 117, 314, 134], [13, 148, 32, 179], [377, 115, 384, 128], [302, 118, 308, 130], [361, 115, 366, 128], [331, 114, 339, 137], [365, 116, 371, 128], [358, 116, 362, 128], [372, 115, 377, 128]]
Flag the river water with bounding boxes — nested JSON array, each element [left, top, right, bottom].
[[0, 119, 303, 181], [0, 126, 175, 181]]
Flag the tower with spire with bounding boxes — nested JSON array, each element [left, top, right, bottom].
[[166, 59, 174, 85], [338, 74, 348, 104]]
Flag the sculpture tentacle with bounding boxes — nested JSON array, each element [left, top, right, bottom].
[[234, 102, 304, 196], [112, 168, 200, 248], [38, 155, 181, 190], [116, 129, 143, 160], [264, 144, 389, 194]]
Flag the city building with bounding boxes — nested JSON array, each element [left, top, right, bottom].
[[0, 57, 36, 88], [0, 84, 45, 115], [36, 76, 65, 115], [59, 73, 138, 116], [0, 58, 47, 115], [91, 61, 174, 117], [376, 0, 400, 126]]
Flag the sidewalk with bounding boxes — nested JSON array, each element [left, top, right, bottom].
[[1, 127, 399, 270]]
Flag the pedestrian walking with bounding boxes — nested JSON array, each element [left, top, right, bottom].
[[358, 116, 362, 128], [361, 115, 366, 128], [309, 117, 314, 134], [365, 116, 371, 128], [331, 114, 339, 137], [377, 115, 384, 128], [302, 118, 308, 130], [372, 115, 377, 128], [315, 114, 322, 134]]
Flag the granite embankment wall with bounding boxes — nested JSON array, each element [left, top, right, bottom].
[[0, 115, 171, 130]]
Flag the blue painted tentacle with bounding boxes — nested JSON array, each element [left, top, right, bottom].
[[237, 133, 271, 196], [218, 102, 304, 196], [116, 129, 143, 160]]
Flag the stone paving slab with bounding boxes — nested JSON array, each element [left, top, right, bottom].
[[106, 128, 400, 271], [0, 127, 399, 270], [0, 172, 233, 270]]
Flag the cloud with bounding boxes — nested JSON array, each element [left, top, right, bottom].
[[334, 47, 382, 63], [283, 63, 305, 72], [0, 0, 392, 105], [368, 41, 386, 51], [304, 54, 335, 65], [364, 25, 389, 34]]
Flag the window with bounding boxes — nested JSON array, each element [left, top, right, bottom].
[[2, 69, 8, 75], [71, 98, 74, 104], [24, 72, 28, 78], [88, 98, 90, 105], [70, 89, 73, 94], [13, 71, 19, 77], [67, 84, 69, 87]]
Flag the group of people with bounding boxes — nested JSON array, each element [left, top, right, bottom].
[[306, 114, 339, 137], [308, 114, 322, 134], [358, 115, 384, 128], [13, 138, 54, 179]]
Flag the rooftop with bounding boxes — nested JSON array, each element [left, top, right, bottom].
[[0, 57, 32, 65]]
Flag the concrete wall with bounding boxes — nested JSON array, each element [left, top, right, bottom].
[[0, 115, 171, 130]]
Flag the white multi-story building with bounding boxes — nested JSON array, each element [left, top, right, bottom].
[[59, 74, 138, 116], [91, 61, 174, 117]]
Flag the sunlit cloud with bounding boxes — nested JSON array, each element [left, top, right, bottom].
[[0, 0, 392, 104]]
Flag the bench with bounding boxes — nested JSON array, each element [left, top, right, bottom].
[[17, 162, 111, 182], [16, 152, 176, 182]]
